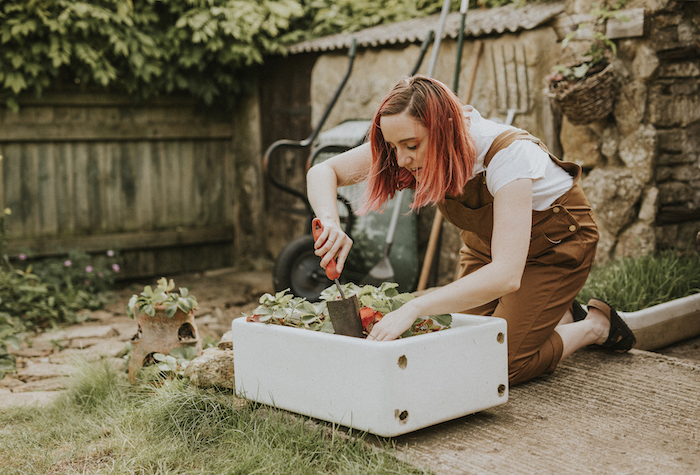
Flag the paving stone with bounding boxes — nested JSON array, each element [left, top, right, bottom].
[[64, 325, 118, 341], [0, 391, 62, 409], [18, 362, 74, 381], [50, 341, 127, 362], [0, 375, 24, 390], [11, 378, 68, 392], [88, 310, 114, 321], [109, 321, 139, 341]]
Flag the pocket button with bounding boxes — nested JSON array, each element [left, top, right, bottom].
[[569, 224, 577, 232]]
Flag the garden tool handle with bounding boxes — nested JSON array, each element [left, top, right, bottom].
[[311, 218, 341, 281]]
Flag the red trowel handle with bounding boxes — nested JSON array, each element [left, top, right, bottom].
[[311, 218, 341, 280]]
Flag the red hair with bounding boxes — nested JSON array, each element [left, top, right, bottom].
[[358, 75, 477, 214]]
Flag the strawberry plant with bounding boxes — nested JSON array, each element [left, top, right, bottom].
[[245, 283, 452, 338]]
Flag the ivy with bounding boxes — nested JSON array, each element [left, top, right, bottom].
[[0, 0, 305, 111], [0, 0, 526, 111]]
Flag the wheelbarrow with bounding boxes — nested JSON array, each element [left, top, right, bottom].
[[264, 32, 434, 301]]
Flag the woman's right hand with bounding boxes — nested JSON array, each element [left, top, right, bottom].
[[313, 220, 353, 275]]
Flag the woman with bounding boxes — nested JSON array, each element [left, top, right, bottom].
[[307, 75, 635, 386]]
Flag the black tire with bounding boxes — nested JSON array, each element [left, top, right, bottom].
[[272, 235, 330, 302]]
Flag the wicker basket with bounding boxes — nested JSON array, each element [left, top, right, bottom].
[[548, 62, 616, 126]]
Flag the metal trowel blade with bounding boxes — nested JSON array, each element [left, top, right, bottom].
[[326, 294, 364, 338]]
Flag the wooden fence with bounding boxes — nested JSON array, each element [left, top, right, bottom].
[[0, 92, 255, 280]]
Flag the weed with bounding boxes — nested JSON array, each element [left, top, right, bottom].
[[578, 249, 700, 312]]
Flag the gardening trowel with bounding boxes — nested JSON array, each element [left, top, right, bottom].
[[312, 218, 364, 338]]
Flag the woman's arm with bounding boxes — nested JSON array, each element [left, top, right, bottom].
[[306, 142, 372, 272], [368, 178, 533, 340]]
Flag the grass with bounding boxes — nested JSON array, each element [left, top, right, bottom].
[[577, 249, 700, 312], [0, 359, 430, 475]]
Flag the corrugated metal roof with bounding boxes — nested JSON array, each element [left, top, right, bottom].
[[287, 1, 566, 54]]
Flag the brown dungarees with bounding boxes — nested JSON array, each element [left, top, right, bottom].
[[437, 130, 599, 386]]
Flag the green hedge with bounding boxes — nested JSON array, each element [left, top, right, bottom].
[[0, 0, 519, 111]]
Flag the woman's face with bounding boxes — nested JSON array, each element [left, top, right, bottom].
[[379, 111, 429, 182]]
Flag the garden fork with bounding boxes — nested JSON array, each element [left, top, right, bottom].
[[491, 43, 531, 125]]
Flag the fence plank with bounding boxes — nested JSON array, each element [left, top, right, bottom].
[[55, 145, 76, 235], [38, 144, 59, 235]]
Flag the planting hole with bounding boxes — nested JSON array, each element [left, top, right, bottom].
[[394, 409, 409, 423], [143, 352, 157, 367], [397, 355, 407, 369], [497, 332, 505, 344], [498, 384, 506, 397], [178, 323, 196, 341]]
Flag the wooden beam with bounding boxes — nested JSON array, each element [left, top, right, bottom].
[[0, 123, 233, 143], [6, 226, 235, 258]]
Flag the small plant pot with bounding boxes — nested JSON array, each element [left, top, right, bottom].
[[128, 306, 202, 384]]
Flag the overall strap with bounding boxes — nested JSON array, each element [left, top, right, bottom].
[[484, 129, 538, 168]]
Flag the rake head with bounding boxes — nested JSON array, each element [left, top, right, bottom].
[[491, 43, 532, 125]]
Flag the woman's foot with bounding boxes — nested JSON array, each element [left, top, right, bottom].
[[586, 299, 636, 352]]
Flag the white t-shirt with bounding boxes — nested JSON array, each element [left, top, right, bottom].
[[465, 107, 573, 211]]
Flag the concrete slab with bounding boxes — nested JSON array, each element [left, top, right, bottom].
[[388, 348, 700, 475]]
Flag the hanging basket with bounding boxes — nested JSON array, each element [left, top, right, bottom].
[[548, 61, 616, 126]]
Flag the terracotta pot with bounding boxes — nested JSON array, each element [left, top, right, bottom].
[[128, 306, 202, 384]]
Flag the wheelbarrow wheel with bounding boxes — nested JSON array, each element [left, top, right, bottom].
[[273, 234, 331, 302]]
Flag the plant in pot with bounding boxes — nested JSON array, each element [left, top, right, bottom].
[[547, 2, 625, 125], [126, 277, 202, 383]]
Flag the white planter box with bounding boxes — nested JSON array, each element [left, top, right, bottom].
[[232, 314, 508, 437]]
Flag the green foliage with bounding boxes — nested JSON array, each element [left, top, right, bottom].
[[126, 277, 199, 319], [0, 0, 305, 111], [0, 210, 120, 379], [153, 346, 199, 376], [0, 0, 531, 111], [248, 283, 451, 336], [27, 249, 120, 297], [547, 0, 625, 85], [578, 250, 700, 312]]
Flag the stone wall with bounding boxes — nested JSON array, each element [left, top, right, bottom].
[[565, 0, 700, 261]]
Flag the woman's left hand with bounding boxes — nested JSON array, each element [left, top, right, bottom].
[[367, 304, 419, 341]]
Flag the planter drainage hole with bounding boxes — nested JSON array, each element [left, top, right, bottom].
[[497, 332, 505, 344], [498, 384, 506, 397], [395, 409, 409, 423], [143, 352, 157, 367], [178, 323, 196, 340], [397, 355, 407, 369]]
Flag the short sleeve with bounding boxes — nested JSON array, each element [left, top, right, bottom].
[[485, 140, 550, 196]]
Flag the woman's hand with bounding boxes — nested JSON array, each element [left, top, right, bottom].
[[367, 302, 420, 341], [313, 220, 353, 274]]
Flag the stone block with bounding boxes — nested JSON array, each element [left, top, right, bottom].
[[582, 167, 643, 237], [560, 120, 601, 169], [656, 128, 685, 153], [659, 62, 700, 79], [614, 81, 647, 136], [619, 124, 657, 183], [658, 182, 694, 205], [614, 221, 657, 259], [184, 348, 235, 390], [647, 88, 700, 127]]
